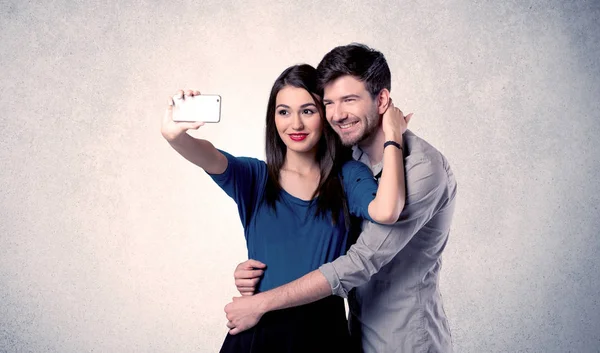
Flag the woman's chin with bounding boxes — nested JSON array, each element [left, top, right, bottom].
[[284, 143, 319, 155]]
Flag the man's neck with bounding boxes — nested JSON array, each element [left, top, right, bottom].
[[357, 128, 386, 166]]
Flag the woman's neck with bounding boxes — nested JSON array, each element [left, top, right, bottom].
[[282, 148, 320, 176]]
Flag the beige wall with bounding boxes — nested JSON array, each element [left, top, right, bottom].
[[1, 1, 599, 352]]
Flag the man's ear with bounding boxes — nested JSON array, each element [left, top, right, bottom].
[[376, 89, 391, 115]]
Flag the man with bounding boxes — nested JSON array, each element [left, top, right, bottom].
[[224, 43, 457, 352]]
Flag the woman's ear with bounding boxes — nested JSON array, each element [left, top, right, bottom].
[[376, 89, 391, 115]]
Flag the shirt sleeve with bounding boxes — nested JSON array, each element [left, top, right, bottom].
[[341, 160, 378, 223], [319, 157, 454, 298], [206, 149, 267, 230]]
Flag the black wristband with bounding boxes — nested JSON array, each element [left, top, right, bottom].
[[384, 140, 403, 151]]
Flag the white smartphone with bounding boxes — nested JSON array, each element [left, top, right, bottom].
[[172, 94, 221, 123]]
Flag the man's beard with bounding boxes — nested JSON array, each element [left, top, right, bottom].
[[340, 108, 380, 147]]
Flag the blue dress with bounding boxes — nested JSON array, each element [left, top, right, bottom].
[[209, 150, 378, 353]]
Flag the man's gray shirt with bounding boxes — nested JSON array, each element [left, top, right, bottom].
[[319, 129, 457, 353]]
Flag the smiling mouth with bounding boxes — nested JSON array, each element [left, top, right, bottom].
[[289, 133, 308, 141], [338, 121, 359, 130]]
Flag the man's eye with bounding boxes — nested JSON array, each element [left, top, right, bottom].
[[344, 98, 355, 103]]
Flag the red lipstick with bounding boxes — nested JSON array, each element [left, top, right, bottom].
[[289, 133, 308, 141]]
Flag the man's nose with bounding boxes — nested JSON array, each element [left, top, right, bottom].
[[330, 104, 348, 123]]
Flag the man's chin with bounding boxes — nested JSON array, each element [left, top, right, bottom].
[[340, 133, 362, 147]]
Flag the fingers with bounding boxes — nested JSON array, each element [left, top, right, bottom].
[[233, 264, 265, 278], [229, 321, 252, 335], [235, 269, 263, 279], [237, 281, 256, 295], [236, 276, 261, 287], [178, 122, 204, 130], [384, 106, 402, 120], [235, 278, 260, 287], [244, 259, 267, 269], [385, 99, 412, 124], [172, 89, 202, 101], [383, 98, 394, 114], [249, 269, 265, 278], [226, 321, 235, 329], [237, 281, 258, 295], [235, 260, 266, 280], [235, 259, 266, 271], [165, 89, 202, 129], [173, 90, 184, 101], [235, 269, 264, 281], [170, 90, 184, 118]]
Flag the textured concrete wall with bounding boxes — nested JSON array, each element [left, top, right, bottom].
[[1, 1, 599, 352]]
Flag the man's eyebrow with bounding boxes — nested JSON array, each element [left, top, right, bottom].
[[323, 94, 361, 102]]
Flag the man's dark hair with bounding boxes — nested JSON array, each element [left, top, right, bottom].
[[316, 43, 391, 99]]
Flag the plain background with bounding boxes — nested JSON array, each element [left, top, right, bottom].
[[1, 1, 599, 352]]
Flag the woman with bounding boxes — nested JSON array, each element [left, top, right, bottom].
[[161, 64, 408, 352]]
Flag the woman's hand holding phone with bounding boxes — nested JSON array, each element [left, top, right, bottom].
[[161, 89, 204, 143]]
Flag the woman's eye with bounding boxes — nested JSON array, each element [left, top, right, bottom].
[[277, 110, 288, 116], [303, 109, 315, 115]]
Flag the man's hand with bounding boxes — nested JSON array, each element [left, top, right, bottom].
[[225, 295, 266, 335], [225, 269, 332, 334], [233, 259, 266, 296]]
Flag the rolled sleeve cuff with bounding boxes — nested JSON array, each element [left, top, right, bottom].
[[318, 263, 348, 298]]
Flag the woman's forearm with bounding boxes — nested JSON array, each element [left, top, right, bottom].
[[167, 133, 227, 175], [367, 135, 406, 224]]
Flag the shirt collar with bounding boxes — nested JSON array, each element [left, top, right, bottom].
[[352, 145, 384, 179], [351, 128, 414, 178]]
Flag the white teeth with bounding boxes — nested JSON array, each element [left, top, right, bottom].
[[340, 122, 358, 129]]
